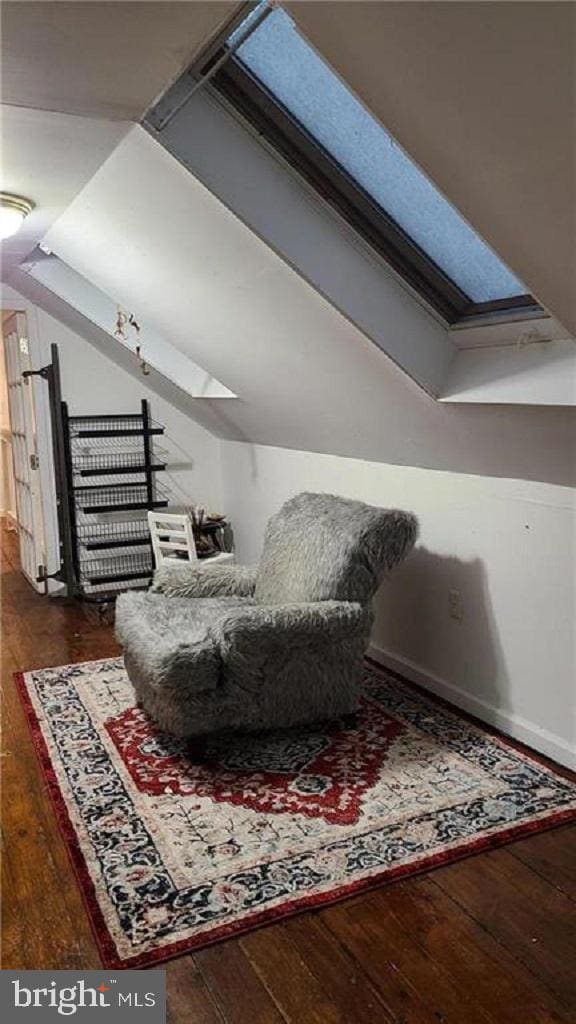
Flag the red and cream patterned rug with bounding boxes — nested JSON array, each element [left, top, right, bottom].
[[16, 657, 576, 969]]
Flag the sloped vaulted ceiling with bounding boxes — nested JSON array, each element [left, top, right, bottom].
[[0, 1, 237, 275], [1, 0, 237, 120], [4, 1, 575, 486], [42, 127, 576, 486], [287, 1, 576, 335]]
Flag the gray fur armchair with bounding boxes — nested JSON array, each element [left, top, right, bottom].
[[115, 492, 418, 737]]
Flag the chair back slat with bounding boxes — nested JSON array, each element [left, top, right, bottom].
[[148, 511, 198, 567]]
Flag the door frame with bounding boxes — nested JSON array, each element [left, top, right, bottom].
[[2, 311, 47, 590], [1, 286, 61, 594]]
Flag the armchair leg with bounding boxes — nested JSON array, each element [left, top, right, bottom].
[[341, 711, 359, 731], [186, 735, 212, 764]]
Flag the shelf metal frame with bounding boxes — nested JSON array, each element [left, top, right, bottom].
[[27, 351, 169, 601]]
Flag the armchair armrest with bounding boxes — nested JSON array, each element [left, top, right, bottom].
[[151, 562, 259, 598], [217, 600, 371, 655]]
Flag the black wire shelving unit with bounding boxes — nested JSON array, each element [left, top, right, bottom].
[[27, 345, 230, 603], [64, 403, 169, 601], [24, 344, 170, 602]]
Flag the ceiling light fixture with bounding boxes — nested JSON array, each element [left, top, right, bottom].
[[0, 192, 35, 240]]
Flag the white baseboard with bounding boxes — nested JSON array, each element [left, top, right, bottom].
[[368, 643, 575, 772]]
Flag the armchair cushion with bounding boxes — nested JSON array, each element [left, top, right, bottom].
[[216, 599, 371, 687], [151, 562, 258, 599], [214, 600, 371, 726], [217, 600, 370, 654]]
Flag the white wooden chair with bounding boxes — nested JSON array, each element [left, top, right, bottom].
[[148, 511, 234, 569]]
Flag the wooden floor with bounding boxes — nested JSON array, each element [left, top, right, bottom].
[[2, 524, 575, 1023]]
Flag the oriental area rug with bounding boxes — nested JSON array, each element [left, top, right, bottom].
[[16, 657, 576, 968]]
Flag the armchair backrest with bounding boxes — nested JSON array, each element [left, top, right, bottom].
[[254, 492, 418, 605]]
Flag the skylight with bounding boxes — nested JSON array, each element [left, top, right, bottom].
[[229, 5, 528, 308]]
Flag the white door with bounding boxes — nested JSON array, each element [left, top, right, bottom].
[[3, 313, 46, 591]]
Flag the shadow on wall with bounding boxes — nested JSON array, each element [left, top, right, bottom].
[[372, 546, 510, 716]]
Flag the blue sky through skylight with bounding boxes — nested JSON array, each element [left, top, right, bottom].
[[233, 7, 526, 303]]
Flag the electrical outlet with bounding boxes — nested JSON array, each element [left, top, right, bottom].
[[448, 589, 464, 622]]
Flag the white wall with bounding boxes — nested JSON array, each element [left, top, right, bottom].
[[51, 313, 224, 512], [1, 285, 224, 586], [42, 127, 576, 488], [221, 441, 576, 769], [27, 254, 235, 398], [442, 340, 576, 406]]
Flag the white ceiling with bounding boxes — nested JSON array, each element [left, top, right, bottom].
[[0, 1, 238, 277], [1, 1, 237, 120], [0, 105, 129, 277], [287, 1, 576, 336]]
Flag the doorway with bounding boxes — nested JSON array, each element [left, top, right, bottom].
[[1, 311, 47, 592]]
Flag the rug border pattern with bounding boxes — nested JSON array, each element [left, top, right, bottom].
[[14, 659, 576, 970]]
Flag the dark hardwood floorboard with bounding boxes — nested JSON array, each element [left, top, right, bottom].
[[281, 913, 397, 1024], [508, 827, 576, 902], [367, 879, 572, 1024], [240, 926, 347, 1024], [320, 895, 495, 1024], [163, 956, 225, 1024], [2, 523, 575, 1023], [431, 848, 576, 1010], [195, 941, 287, 1023]]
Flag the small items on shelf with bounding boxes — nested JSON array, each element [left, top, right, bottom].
[[166, 505, 230, 560], [149, 508, 233, 569], [191, 507, 228, 559]]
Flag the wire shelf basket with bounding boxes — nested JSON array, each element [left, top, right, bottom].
[[81, 579, 151, 598], [78, 551, 154, 585], [74, 482, 169, 514], [77, 518, 152, 551], [68, 415, 164, 438], [72, 450, 166, 477]]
